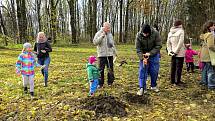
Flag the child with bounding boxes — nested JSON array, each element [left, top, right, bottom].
[[185, 44, 198, 73], [86, 56, 100, 96], [16, 43, 45, 98]]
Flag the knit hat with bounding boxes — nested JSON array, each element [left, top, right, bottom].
[[88, 56, 97, 64], [142, 24, 151, 34], [23, 43, 32, 49]]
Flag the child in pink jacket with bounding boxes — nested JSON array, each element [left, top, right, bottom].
[[185, 44, 198, 73]]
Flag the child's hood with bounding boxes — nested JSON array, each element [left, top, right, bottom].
[[169, 26, 183, 37]]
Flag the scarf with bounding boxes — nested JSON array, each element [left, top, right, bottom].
[[106, 32, 113, 48]]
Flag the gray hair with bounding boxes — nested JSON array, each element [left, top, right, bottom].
[[103, 22, 111, 28]]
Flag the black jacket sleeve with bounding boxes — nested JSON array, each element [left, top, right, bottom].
[[34, 43, 37, 52], [149, 31, 162, 56], [135, 33, 143, 60], [45, 42, 52, 52]]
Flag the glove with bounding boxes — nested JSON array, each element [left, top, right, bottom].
[[168, 51, 177, 57]]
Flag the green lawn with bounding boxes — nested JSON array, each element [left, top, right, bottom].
[[1, 44, 215, 120]]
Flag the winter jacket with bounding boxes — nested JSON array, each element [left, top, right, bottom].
[[86, 63, 100, 81], [16, 51, 39, 76], [93, 28, 117, 57], [34, 41, 52, 58], [135, 29, 162, 60], [185, 49, 198, 63], [200, 32, 215, 62], [167, 26, 185, 57]]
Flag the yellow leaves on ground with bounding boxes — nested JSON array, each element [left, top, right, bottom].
[[1, 45, 215, 120]]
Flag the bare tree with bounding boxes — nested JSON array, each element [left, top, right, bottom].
[[50, 0, 60, 44], [67, 0, 77, 43], [124, 0, 133, 43], [119, 0, 123, 43], [36, 0, 42, 31], [16, 0, 27, 43]]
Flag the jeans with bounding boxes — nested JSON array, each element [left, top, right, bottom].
[[89, 79, 99, 94], [98, 56, 114, 86], [38, 57, 50, 85], [171, 57, 184, 84], [201, 62, 215, 88], [138, 54, 160, 89]]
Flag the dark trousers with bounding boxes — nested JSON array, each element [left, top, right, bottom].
[[186, 62, 194, 72], [98, 56, 114, 86], [171, 57, 184, 84]]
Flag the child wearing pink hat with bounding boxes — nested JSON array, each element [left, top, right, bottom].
[[86, 56, 100, 96], [185, 44, 198, 73]]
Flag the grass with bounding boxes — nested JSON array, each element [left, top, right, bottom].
[[1, 44, 215, 120]]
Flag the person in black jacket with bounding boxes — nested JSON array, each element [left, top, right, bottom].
[[135, 24, 162, 95], [34, 32, 52, 87]]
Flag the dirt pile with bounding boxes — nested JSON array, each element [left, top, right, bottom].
[[122, 92, 151, 105], [80, 95, 127, 118]]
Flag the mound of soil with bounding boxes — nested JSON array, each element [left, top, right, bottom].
[[122, 92, 151, 105], [80, 95, 127, 118]]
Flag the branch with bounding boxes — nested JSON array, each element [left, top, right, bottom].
[[54, 0, 60, 8], [0, 5, 12, 17], [0, 5, 9, 11], [129, 0, 134, 4]]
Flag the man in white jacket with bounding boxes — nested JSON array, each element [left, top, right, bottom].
[[93, 22, 117, 87]]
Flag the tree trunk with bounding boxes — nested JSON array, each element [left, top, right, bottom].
[[16, 0, 27, 43], [92, 0, 97, 38], [50, 0, 59, 44], [68, 0, 77, 44], [88, 0, 93, 42], [124, 0, 132, 43], [101, 0, 104, 24], [36, 0, 42, 32], [119, 0, 123, 43], [112, 1, 119, 37], [0, 8, 8, 36], [0, 7, 8, 46], [10, 0, 18, 43], [76, 0, 80, 42]]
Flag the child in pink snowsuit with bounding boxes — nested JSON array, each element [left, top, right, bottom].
[[185, 44, 198, 73]]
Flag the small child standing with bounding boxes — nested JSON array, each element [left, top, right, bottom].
[[185, 44, 198, 73], [86, 56, 100, 96], [16, 43, 45, 98]]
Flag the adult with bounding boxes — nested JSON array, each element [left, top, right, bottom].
[[135, 24, 162, 95], [167, 20, 185, 86], [34, 32, 52, 87], [93, 22, 117, 87], [199, 21, 215, 88]]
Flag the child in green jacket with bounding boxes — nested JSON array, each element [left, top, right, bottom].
[[87, 56, 100, 96]]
